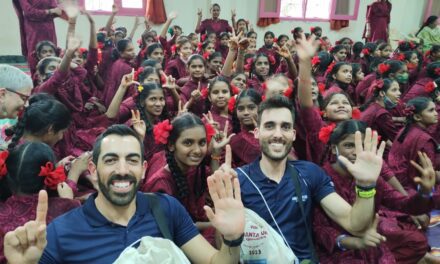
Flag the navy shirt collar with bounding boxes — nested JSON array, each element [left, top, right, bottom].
[[83, 192, 149, 227], [249, 157, 291, 183]]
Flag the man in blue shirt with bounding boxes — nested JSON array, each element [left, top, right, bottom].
[[4, 125, 245, 264], [235, 94, 387, 262]]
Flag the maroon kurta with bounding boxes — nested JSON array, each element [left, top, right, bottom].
[[247, 76, 265, 95], [13, 0, 58, 75], [103, 58, 136, 107], [366, 2, 392, 42], [164, 57, 188, 81], [402, 77, 433, 102], [360, 102, 397, 142], [355, 73, 377, 105], [299, 106, 326, 164], [196, 18, 232, 36], [180, 79, 208, 117], [0, 194, 80, 263], [230, 129, 260, 167], [314, 162, 432, 264], [388, 125, 440, 191]]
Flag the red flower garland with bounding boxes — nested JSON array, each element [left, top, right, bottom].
[[378, 63, 391, 74], [38, 162, 67, 190], [230, 84, 240, 95], [311, 56, 321, 66], [325, 62, 335, 75], [351, 108, 361, 120], [153, 119, 173, 145], [203, 52, 210, 60], [361, 48, 370, 55], [205, 123, 216, 145], [228, 96, 236, 113], [133, 67, 144, 81], [318, 123, 336, 144], [0, 150, 9, 179], [425, 81, 436, 93]]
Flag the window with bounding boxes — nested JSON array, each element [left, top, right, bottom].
[[260, 0, 360, 21], [79, 0, 145, 16]]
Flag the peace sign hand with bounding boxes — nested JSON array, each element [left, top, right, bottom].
[[120, 69, 140, 88], [131, 109, 146, 140], [162, 74, 177, 91], [177, 100, 189, 116], [191, 81, 203, 101], [203, 111, 220, 131], [410, 152, 436, 195], [4, 190, 48, 264]]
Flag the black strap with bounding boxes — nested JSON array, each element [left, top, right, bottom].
[[288, 164, 319, 263], [145, 193, 172, 240]]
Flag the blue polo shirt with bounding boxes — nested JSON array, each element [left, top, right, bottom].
[[39, 192, 199, 263], [236, 159, 334, 261]]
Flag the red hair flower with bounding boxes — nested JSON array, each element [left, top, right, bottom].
[[403, 105, 416, 117], [268, 55, 276, 65], [137, 38, 142, 47], [378, 63, 390, 74], [203, 52, 210, 60], [201, 87, 209, 99], [133, 67, 144, 81], [310, 27, 315, 32], [205, 123, 216, 145], [78, 47, 87, 55], [153, 119, 173, 145], [351, 108, 361, 120], [97, 42, 105, 49], [425, 50, 431, 57], [231, 84, 240, 95], [311, 56, 321, 66], [284, 87, 293, 98], [197, 42, 203, 52], [435, 68, 440, 76], [325, 62, 335, 75], [228, 96, 236, 113], [244, 64, 251, 72], [246, 57, 254, 65], [318, 83, 326, 94], [361, 48, 370, 56], [160, 73, 167, 85], [171, 45, 177, 54], [0, 150, 9, 178], [409, 41, 416, 49], [201, 34, 207, 42], [273, 37, 278, 43], [39, 162, 67, 190], [396, 53, 405, 61], [425, 81, 436, 93], [261, 95, 266, 101], [374, 79, 385, 90], [318, 123, 336, 144], [261, 82, 267, 92]]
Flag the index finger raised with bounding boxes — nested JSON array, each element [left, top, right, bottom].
[[36, 190, 48, 224]]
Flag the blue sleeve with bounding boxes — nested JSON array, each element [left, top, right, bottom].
[[39, 223, 60, 264], [311, 164, 335, 203], [161, 194, 199, 247]]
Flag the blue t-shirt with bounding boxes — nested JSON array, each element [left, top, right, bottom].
[[40, 192, 199, 264], [236, 159, 334, 261]]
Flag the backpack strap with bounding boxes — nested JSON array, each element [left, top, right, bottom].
[[287, 164, 319, 263], [145, 193, 172, 240]]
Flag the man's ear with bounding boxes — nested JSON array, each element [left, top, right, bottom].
[[254, 127, 259, 139], [142, 160, 148, 180], [88, 160, 98, 182]]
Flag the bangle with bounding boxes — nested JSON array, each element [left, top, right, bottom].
[[223, 233, 244, 247], [211, 154, 222, 161], [355, 185, 376, 199], [355, 183, 376, 190], [417, 184, 434, 199], [336, 234, 348, 251]]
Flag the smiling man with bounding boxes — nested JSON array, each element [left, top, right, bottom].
[[235, 95, 387, 263]]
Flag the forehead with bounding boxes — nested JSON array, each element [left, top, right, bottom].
[[99, 135, 141, 158], [211, 81, 228, 90], [177, 126, 206, 140], [146, 88, 164, 97], [40, 45, 54, 51], [329, 93, 349, 102], [237, 97, 255, 106], [256, 56, 269, 63], [260, 108, 293, 124], [190, 59, 204, 66], [338, 65, 352, 71]]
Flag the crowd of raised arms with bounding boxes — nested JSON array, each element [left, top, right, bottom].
[[0, 0, 440, 263]]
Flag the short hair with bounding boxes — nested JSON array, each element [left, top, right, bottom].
[[0, 64, 33, 92], [92, 125, 145, 165], [257, 95, 295, 125]]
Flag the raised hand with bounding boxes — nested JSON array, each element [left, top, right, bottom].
[[337, 128, 386, 186], [57, 155, 75, 168], [204, 168, 245, 241], [162, 74, 177, 91], [190, 81, 203, 101], [69, 151, 91, 174], [197, 8, 202, 18], [275, 44, 292, 59], [50, 7, 63, 16], [296, 32, 320, 62], [212, 121, 235, 151], [4, 190, 48, 264], [131, 109, 146, 139], [410, 152, 436, 194], [120, 69, 140, 88], [231, 9, 236, 19], [177, 100, 189, 116], [82, 10, 94, 24], [133, 16, 143, 27], [67, 36, 81, 51], [112, 4, 118, 15], [202, 111, 220, 131], [168, 11, 178, 20], [62, 0, 79, 19], [359, 214, 386, 248], [57, 182, 74, 199]]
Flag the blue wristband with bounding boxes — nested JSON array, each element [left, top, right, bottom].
[[417, 184, 434, 199]]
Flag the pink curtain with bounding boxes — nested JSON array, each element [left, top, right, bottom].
[[330, 0, 349, 30], [145, 0, 166, 24]]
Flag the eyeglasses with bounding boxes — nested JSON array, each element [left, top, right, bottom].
[[4, 88, 30, 101]]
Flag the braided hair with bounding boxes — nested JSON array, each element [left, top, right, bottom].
[[397, 97, 433, 143], [135, 82, 168, 134], [7, 98, 71, 150], [166, 113, 208, 199]]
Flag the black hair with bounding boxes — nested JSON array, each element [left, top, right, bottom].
[[329, 120, 368, 145], [232, 89, 262, 133], [416, 16, 438, 37], [112, 39, 132, 61], [138, 66, 160, 84], [330, 45, 347, 55], [207, 51, 222, 63], [351, 63, 363, 84], [247, 31, 257, 38], [141, 59, 160, 68], [429, 45, 440, 56], [1, 142, 56, 200], [140, 30, 156, 49], [379, 60, 405, 79], [7, 99, 71, 150], [250, 53, 273, 81], [314, 52, 334, 75], [166, 113, 207, 199], [36, 57, 61, 76], [325, 62, 351, 89], [277, 34, 289, 43], [264, 31, 275, 39], [352, 42, 364, 60], [426, 62, 440, 79], [135, 82, 168, 134], [336, 37, 353, 46], [211, 3, 220, 9], [236, 19, 249, 32], [397, 97, 433, 143], [311, 26, 322, 34], [397, 40, 417, 53], [35, 40, 59, 59], [359, 78, 395, 111], [187, 54, 205, 69], [146, 43, 164, 59], [370, 57, 386, 74], [92, 125, 145, 165], [205, 76, 233, 110], [257, 95, 295, 125], [219, 32, 230, 40]]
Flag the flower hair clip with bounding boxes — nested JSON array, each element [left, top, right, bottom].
[[228, 96, 236, 113], [435, 68, 440, 76], [374, 79, 385, 90], [201, 87, 209, 99], [403, 105, 416, 117], [201, 34, 207, 42], [171, 44, 177, 54], [310, 27, 315, 32], [396, 53, 405, 61], [325, 62, 335, 75], [311, 56, 321, 66], [351, 108, 361, 120], [153, 119, 173, 145], [273, 37, 278, 43], [39, 162, 67, 190], [318, 123, 336, 144], [0, 150, 9, 179], [268, 55, 276, 65], [378, 63, 391, 74], [138, 85, 144, 93], [203, 52, 210, 60], [205, 123, 216, 145], [361, 48, 370, 56], [318, 83, 326, 95], [230, 84, 240, 95], [425, 81, 437, 93], [134, 67, 144, 81], [261, 82, 267, 92]]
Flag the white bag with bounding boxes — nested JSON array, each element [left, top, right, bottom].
[[240, 209, 298, 264], [114, 236, 190, 264]]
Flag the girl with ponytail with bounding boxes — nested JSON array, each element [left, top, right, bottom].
[[144, 113, 231, 245], [313, 120, 437, 263], [389, 97, 439, 191], [0, 141, 81, 262], [164, 37, 193, 80], [415, 16, 440, 52]]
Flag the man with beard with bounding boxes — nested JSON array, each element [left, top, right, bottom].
[[235, 96, 387, 263], [4, 125, 245, 264]]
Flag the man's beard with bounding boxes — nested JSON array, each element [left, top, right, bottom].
[[261, 139, 292, 161], [97, 173, 139, 206]]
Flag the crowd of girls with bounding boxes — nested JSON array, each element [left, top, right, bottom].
[[1, 1, 440, 263]]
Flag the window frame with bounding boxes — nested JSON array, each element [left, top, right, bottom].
[[259, 0, 360, 22], [78, 0, 145, 16]]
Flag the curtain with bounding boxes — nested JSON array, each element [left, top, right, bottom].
[[145, 0, 166, 24], [257, 18, 281, 27], [258, 0, 280, 27], [330, 0, 349, 30]]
